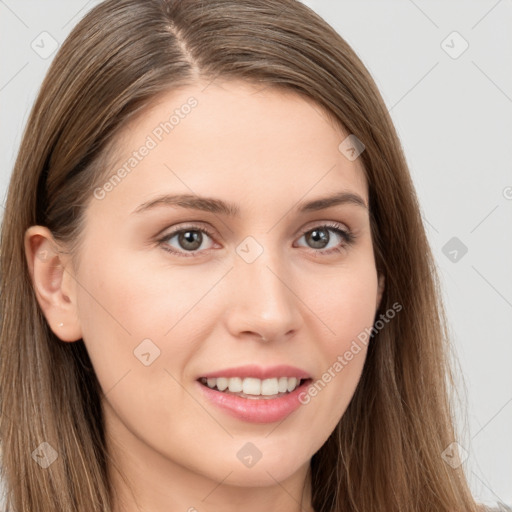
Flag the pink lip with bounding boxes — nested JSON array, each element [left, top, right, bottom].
[[199, 364, 311, 380], [197, 378, 311, 424]]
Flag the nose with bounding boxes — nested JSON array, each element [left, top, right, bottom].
[[224, 246, 303, 344]]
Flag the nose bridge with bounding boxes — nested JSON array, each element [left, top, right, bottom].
[[227, 237, 301, 340]]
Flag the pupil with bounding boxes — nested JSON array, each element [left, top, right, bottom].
[[308, 228, 328, 249], [180, 230, 202, 250]]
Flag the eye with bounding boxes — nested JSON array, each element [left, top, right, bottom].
[[157, 222, 355, 258], [158, 224, 216, 257], [295, 223, 355, 255]]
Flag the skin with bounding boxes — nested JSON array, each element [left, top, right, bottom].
[[25, 80, 384, 512]]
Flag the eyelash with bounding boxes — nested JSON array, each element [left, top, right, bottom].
[[157, 222, 356, 258]]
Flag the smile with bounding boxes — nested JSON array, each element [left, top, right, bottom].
[[198, 376, 305, 399], [196, 365, 313, 423]]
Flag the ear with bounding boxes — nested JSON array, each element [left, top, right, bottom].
[[376, 273, 385, 311], [24, 226, 83, 342]]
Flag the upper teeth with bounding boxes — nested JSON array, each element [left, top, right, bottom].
[[203, 377, 301, 396]]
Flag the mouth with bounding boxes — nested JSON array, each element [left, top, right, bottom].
[[196, 368, 313, 423], [198, 376, 311, 400]]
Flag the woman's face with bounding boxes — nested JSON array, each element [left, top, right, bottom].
[[32, 80, 384, 501]]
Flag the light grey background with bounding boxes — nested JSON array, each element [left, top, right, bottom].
[[1, 0, 511, 507]]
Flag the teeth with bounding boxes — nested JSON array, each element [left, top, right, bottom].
[[228, 377, 243, 393], [242, 377, 261, 395], [287, 377, 297, 392], [203, 376, 303, 396], [261, 378, 279, 396], [216, 377, 228, 391]]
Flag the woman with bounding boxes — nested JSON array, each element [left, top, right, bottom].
[[0, 0, 502, 510]]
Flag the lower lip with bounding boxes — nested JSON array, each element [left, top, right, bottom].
[[197, 380, 311, 424]]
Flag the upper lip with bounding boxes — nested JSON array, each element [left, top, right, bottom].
[[199, 364, 311, 380]]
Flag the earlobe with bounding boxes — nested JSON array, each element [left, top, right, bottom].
[[24, 226, 83, 342]]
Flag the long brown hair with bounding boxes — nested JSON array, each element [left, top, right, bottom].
[[0, 0, 481, 510]]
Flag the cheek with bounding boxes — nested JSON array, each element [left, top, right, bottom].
[[301, 263, 378, 426], [74, 257, 202, 440], [74, 248, 225, 389], [310, 260, 379, 349]]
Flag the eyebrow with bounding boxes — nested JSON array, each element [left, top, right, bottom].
[[131, 191, 368, 216]]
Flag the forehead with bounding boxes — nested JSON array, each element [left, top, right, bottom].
[[90, 80, 368, 217]]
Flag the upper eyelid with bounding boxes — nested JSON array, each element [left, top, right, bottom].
[[159, 222, 218, 241], [160, 219, 351, 237]]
